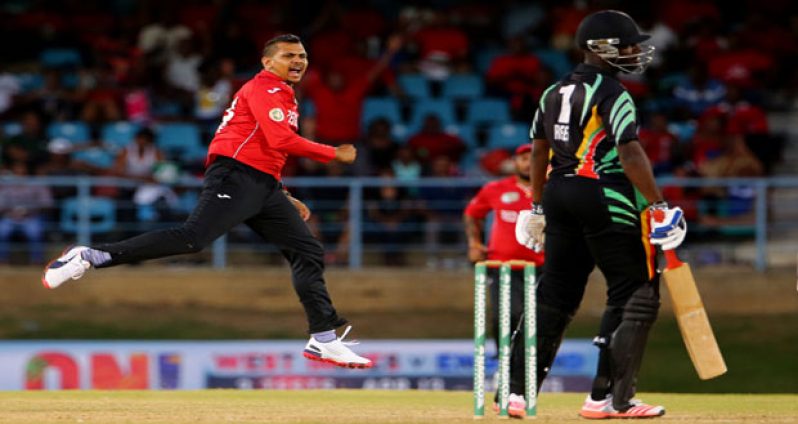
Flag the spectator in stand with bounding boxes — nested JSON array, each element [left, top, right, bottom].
[[697, 135, 764, 229], [486, 36, 546, 120], [165, 37, 203, 113], [1, 111, 49, 170], [195, 59, 234, 140], [708, 31, 774, 91], [407, 114, 466, 169], [112, 128, 165, 182], [0, 161, 53, 264], [410, 11, 470, 80], [672, 63, 726, 116], [38, 138, 83, 200], [356, 118, 400, 176], [699, 135, 764, 180], [303, 35, 402, 146], [392, 145, 422, 186], [365, 169, 415, 266], [638, 112, 679, 175], [0, 69, 21, 117], [33, 70, 77, 122], [79, 65, 122, 125], [684, 17, 727, 63], [419, 155, 469, 264], [689, 111, 725, 170], [705, 85, 779, 173]]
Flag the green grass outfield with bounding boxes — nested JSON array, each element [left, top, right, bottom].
[[0, 391, 796, 423]]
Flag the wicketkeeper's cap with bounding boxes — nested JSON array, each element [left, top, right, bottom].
[[514, 144, 531, 155]]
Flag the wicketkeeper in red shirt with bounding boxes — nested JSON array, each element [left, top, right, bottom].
[[42, 34, 372, 369], [463, 144, 544, 418]]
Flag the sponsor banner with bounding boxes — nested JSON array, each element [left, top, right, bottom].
[[0, 340, 596, 391]]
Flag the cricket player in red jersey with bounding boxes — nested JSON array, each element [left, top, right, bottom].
[[42, 34, 372, 368], [463, 144, 544, 418]]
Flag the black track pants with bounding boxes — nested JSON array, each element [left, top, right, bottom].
[[94, 157, 347, 333]]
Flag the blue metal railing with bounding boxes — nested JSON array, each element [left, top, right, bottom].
[[2, 175, 794, 271]]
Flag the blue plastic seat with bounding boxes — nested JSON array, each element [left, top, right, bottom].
[[72, 149, 115, 169], [60, 197, 116, 234], [475, 48, 504, 75], [156, 123, 202, 157], [398, 74, 431, 98], [487, 123, 531, 150], [442, 74, 484, 99], [467, 98, 511, 125], [17, 73, 44, 92], [101, 122, 140, 152], [40, 48, 82, 68], [2, 122, 22, 137], [534, 49, 572, 78], [362, 97, 402, 128], [47, 122, 91, 144], [409, 99, 456, 129], [445, 124, 477, 148]]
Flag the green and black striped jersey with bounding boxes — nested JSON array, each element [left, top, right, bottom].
[[530, 63, 639, 181]]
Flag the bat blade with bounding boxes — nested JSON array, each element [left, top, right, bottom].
[[662, 257, 728, 380]]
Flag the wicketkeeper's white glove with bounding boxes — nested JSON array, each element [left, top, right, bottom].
[[649, 201, 687, 250], [515, 203, 545, 252]]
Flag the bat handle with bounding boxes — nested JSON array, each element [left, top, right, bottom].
[[664, 249, 685, 270]]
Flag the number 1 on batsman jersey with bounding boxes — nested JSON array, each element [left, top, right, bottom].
[[531, 63, 639, 182]]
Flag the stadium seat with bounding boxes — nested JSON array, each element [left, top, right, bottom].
[[466, 98, 511, 125], [362, 97, 402, 128], [445, 124, 477, 148], [487, 123, 531, 150], [534, 49, 572, 78], [101, 122, 140, 152], [60, 197, 116, 234], [391, 123, 416, 144], [398, 74, 431, 98], [2, 122, 22, 137], [441, 74, 484, 99], [39, 48, 82, 68], [409, 99, 456, 129], [17, 73, 44, 93], [475, 48, 504, 75], [47, 122, 91, 144], [72, 148, 115, 169], [156, 123, 202, 157]]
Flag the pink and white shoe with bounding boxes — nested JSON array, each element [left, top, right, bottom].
[[507, 393, 527, 419], [580, 394, 665, 419], [303, 326, 373, 369], [492, 393, 526, 419]]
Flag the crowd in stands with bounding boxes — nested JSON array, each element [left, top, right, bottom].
[[0, 0, 795, 264]]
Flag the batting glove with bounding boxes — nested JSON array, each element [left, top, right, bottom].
[[515, 203, 545, 252], [649, 201, 687, 250]]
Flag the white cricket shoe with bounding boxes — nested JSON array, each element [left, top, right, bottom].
[[42, 246, 91, 289], [303, 326, 373, 369], [579, 394, 665, 419]]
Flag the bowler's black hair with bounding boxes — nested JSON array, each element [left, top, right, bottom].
[[262, 34, 302, 57]]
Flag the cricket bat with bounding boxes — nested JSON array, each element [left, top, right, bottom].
[[662, 249, 727, 380]]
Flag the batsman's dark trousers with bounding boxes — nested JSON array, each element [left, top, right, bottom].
[[94, 156, 347, 333], [537, 175, 659, 313]]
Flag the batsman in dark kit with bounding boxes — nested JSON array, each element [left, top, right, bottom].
[[515, 10, 687, 419]]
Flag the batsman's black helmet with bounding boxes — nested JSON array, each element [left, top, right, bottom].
[[575, 10, 654, 74]]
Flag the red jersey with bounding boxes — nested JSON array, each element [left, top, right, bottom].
[[207, 70, 336, 179], [464, 176, 544, 265]]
